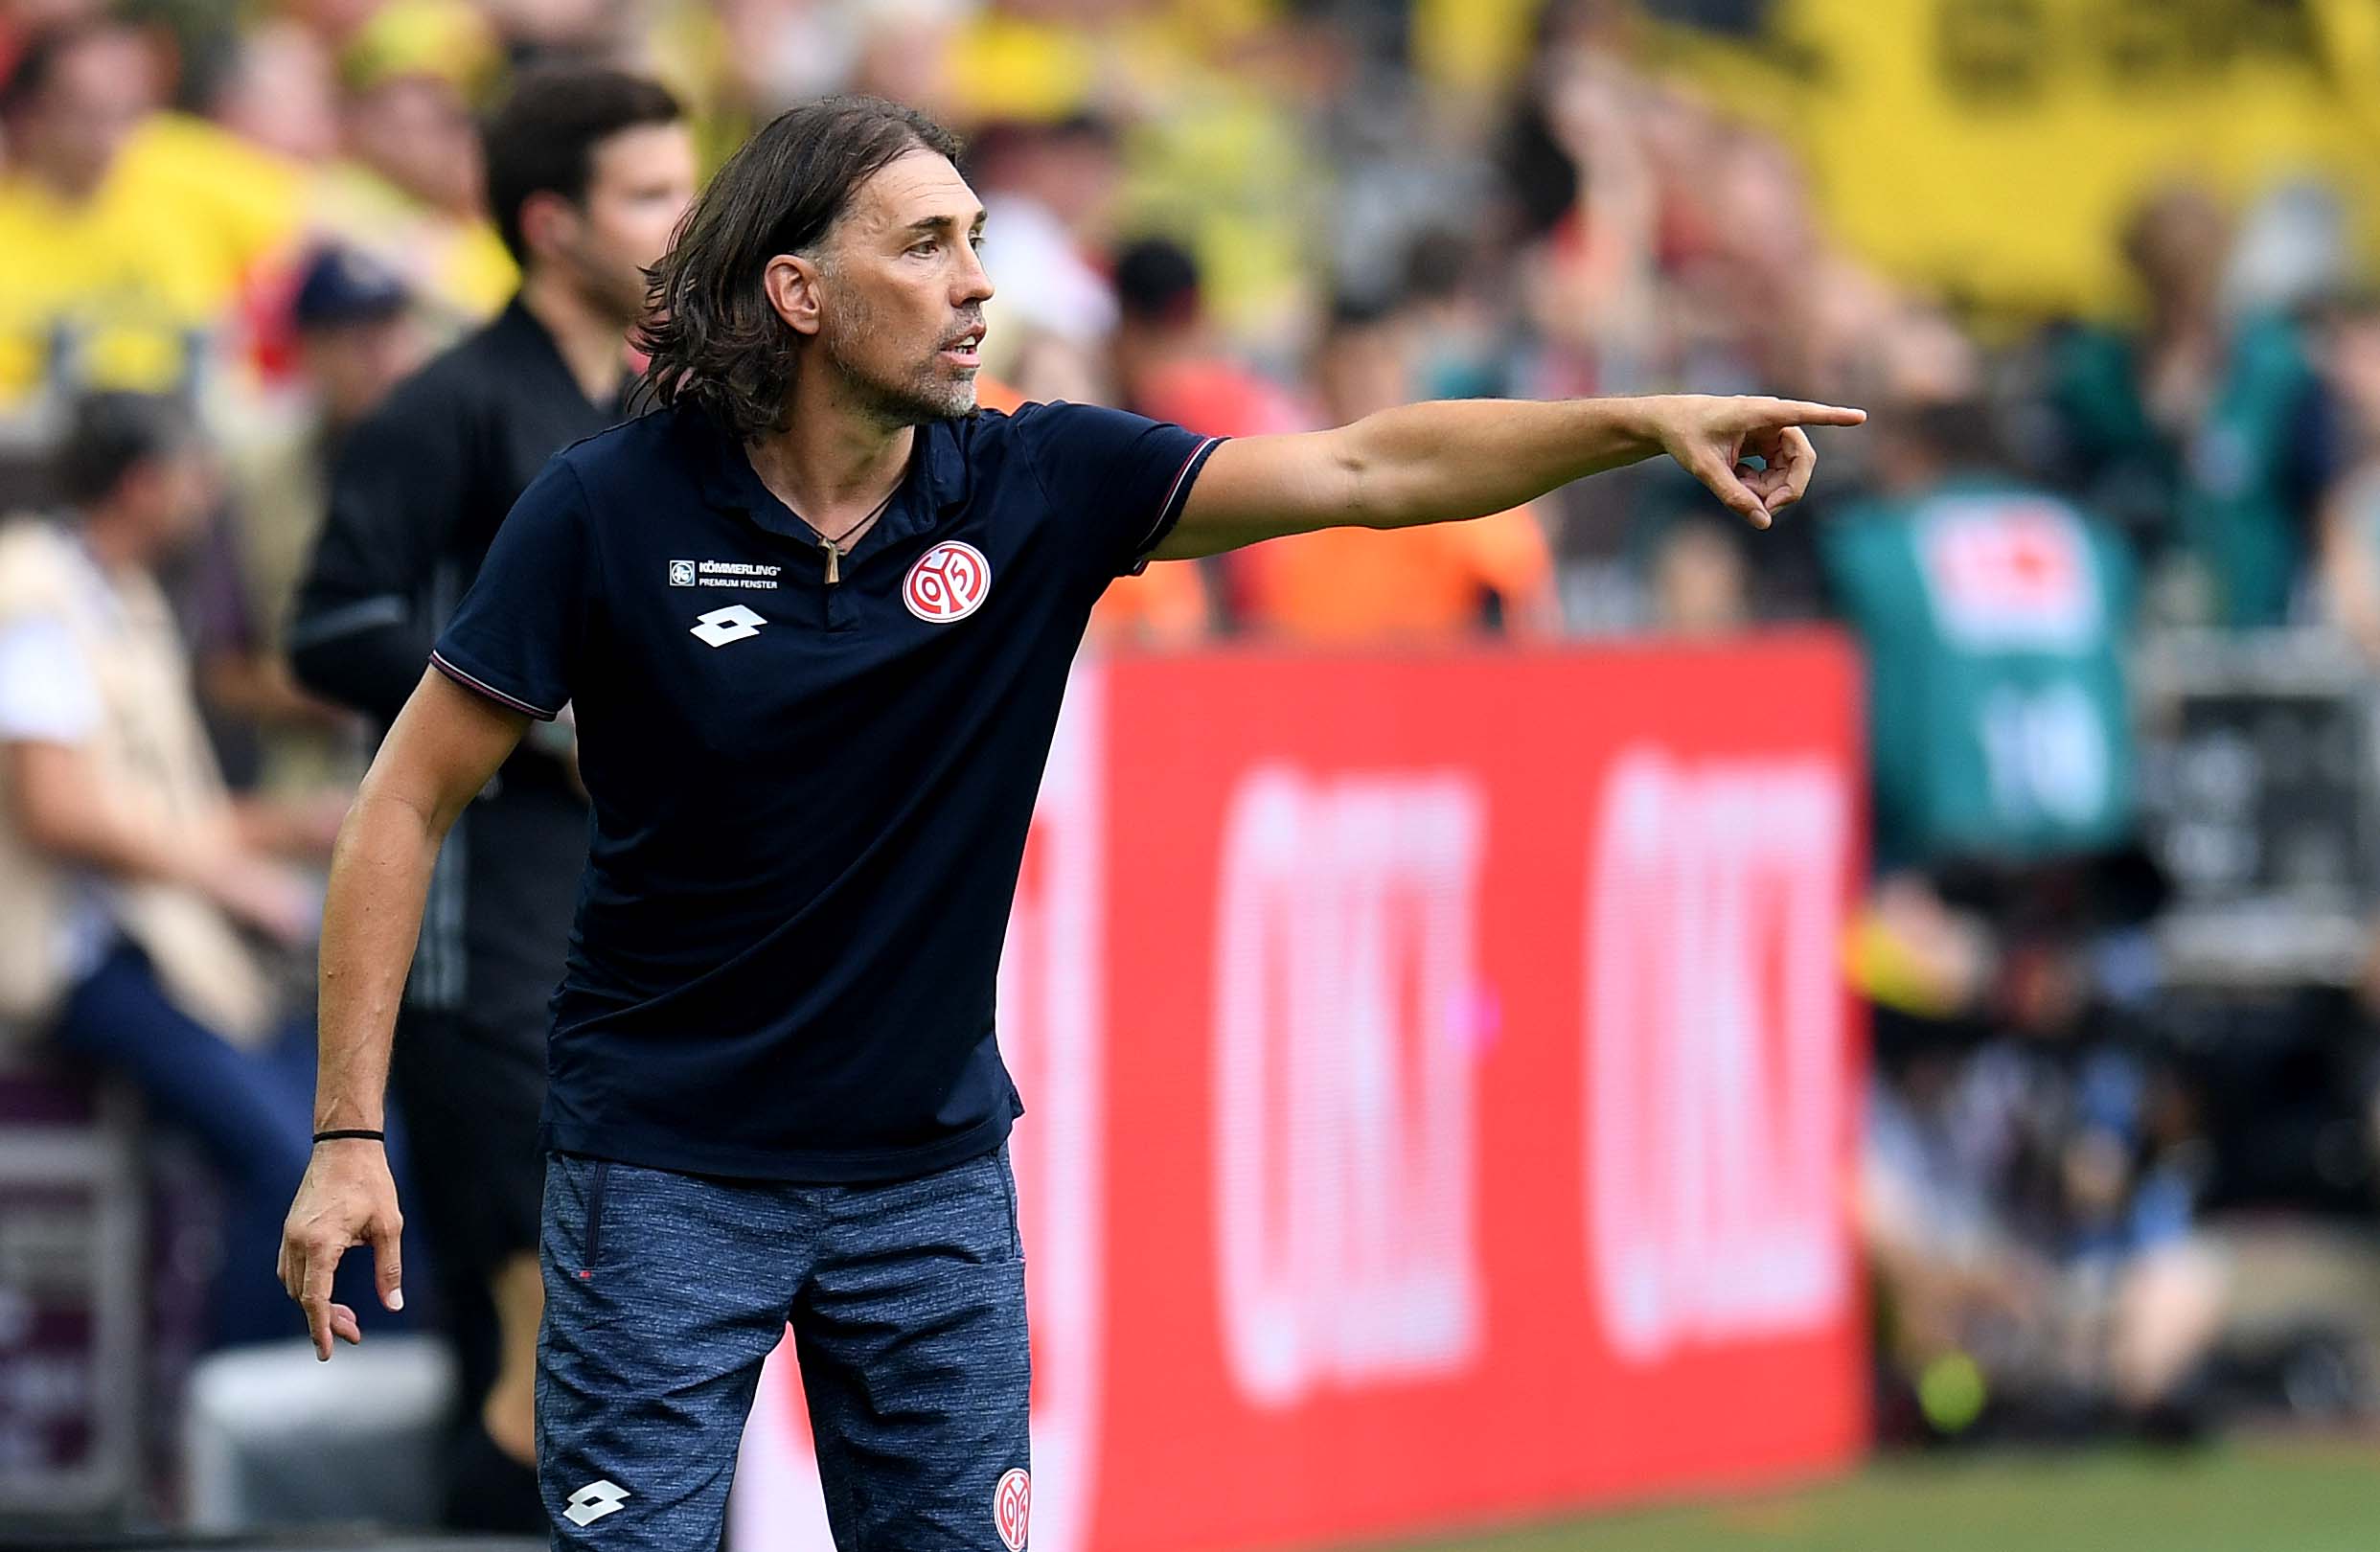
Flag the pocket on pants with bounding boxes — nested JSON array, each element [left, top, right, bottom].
[[994, 1145, 1021, 1263], [583, 1159, 611, 1268], [549, 1154, 613, 1277]]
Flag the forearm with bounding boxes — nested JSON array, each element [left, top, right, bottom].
[[310, 783, 442, 1132], [1173, 392, 1856, 557], [10, 745, 229, 888], [31, 801, 222, 887], [229, 798, 297, 856], [203, 650, 354, 730], [230, 791, 347, 861], [1337, 397, 1664, 530]]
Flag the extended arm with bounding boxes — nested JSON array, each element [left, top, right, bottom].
[[1157, 394, 1865, 559], [278, 667, 528, 1358]]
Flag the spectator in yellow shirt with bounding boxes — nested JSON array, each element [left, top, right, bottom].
[[306, 0, 517, 336], [0, 21, 304, 410]]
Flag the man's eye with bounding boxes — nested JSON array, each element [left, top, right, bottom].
[[909, 240, 939, 257], [970, 232, 986, 250]]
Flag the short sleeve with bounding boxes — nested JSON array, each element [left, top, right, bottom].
[[0, 614, 99, 743], [1008, 401, 1225, 582], [429, 457, 590, 720]]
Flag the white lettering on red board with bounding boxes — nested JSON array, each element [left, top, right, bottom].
[[1213, 766, 1488, 1407], [1583, 749, 1851, 1362]]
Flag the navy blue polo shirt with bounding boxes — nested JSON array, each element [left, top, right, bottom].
[[428, 400, 1223, 1181]]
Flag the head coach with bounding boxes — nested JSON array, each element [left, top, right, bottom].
[[278, 94, 1865, 1548]]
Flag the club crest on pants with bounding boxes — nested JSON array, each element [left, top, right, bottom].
[[994, 1468, 1030, 1550]]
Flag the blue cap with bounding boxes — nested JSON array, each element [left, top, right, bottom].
[[291, 245, 411, 329]]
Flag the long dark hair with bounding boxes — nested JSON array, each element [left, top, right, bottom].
[[637, 96, 962, 439]]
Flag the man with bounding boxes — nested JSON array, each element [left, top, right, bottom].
[[284, 65, 694, 1533], [0, 395, 321, 1344], [310, 0, 516, 331], [209, 245, 423, 799], [0, 20, 302, 407], [287, 245, 427, 434], [278, 96, 1859, 1547], [1826, 306, 2137, 871], [1111, 235, 1308, 443], [969, 115, 1121, 391], [2050, 184, 2323, 628]]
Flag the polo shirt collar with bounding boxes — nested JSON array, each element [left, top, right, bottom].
[[687, 407, 973, 550]]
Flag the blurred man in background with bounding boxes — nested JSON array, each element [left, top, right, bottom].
[[311, 0, 515, 333], [1113, 235, 1308, 445], [1830, 312, 2224, 1440], [0, 21, 165, 406], [286, 65, 694, 1532], [210, 245, 425, 801], [0, 19, 301, 412], [1110, 236, 1305, 638], [205, 19, 344, 166], [0, 394, 328, 1347], [970, 114, 1122, 401], [1826, 308, 2140, 873], [2050, 185, 2327, 629]]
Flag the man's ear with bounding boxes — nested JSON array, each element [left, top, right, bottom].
[[764, 253, 826, 338], [516, 190, 580, 265]]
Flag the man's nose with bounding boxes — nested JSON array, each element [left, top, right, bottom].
[[955, 245, 995, 306]]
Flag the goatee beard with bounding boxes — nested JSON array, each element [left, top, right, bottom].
[[823, 331, 973, 427]]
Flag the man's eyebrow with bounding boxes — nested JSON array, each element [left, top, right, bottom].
[[902, 210, 990, 236]]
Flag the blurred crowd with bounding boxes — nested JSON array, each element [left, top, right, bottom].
[[9, 0, 2380, 1520]]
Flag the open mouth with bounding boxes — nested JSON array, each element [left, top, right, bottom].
[[940, 325, 985, 369]]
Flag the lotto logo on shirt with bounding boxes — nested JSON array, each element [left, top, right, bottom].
[[904, 541, 992, 622]]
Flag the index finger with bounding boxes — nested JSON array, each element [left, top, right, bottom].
[[1765, 399, 1866, 427]]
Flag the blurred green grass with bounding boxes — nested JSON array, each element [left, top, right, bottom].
[[1385, 1440, 2380, 1552]]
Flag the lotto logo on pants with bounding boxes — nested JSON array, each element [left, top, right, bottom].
[[563, 1480, 629, 1527]]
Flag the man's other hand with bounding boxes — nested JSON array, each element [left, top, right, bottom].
[[278, 1138, 404, 1359]]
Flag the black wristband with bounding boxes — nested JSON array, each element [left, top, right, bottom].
[[312, 1129, 386, 1145]]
